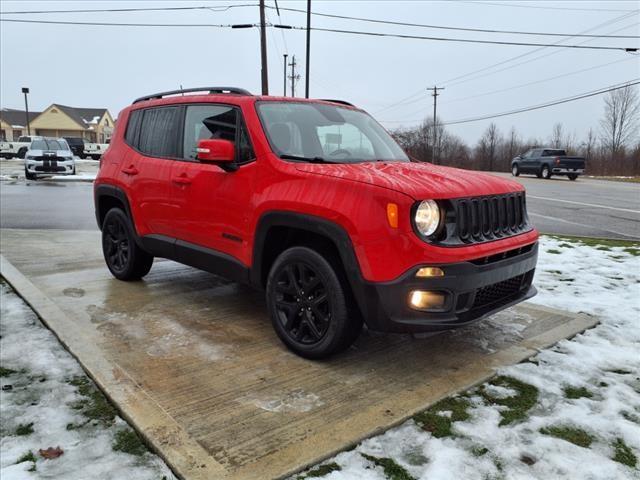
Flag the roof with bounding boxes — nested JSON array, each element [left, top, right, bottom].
[[53, 104, 108, 128], [0, 108, 41, 127]]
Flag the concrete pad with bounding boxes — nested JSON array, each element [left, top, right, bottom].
[[0, 229, 599, 480]]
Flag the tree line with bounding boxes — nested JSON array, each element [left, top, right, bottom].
[[391, 85, 640, 176]]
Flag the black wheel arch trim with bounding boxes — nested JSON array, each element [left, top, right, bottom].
[[94, 184, 147, 250]]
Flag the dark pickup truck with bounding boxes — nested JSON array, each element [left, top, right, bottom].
[[511, 148, 585, 181], [63, 137, 85, 158]]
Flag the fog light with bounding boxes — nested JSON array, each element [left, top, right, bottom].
[[416, 267, 444, 278], [409, 290, 447, 311]]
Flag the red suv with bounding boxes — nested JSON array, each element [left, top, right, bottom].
[[94, 87, 538, 358]]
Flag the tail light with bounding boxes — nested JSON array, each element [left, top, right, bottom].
[[555, 157, 561, 164]]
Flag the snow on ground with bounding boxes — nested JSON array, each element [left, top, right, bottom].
[[296, 237, 640, 480], [0, 282, 176, 480], [1, 236, 638, 480]]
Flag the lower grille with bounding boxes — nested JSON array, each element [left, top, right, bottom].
[[472, 273, 528, 309]]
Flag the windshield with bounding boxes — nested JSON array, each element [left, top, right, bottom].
[[31, 139, 69, 151], [257, 102, 409, 163]]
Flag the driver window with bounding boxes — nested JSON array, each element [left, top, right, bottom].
[[522, 150, 532, 158], [183, 105, 237, 160], [316, 124, 374, 159]]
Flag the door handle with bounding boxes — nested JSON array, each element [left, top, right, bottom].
[[121, 165, 139, 175], [172, 173, 192, 185]]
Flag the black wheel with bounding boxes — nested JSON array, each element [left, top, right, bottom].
[[541, 165, 552, 179], [511, 164, 520, 177], [17, 147, 27, 159], [72, 166, 76, 175], [266, 246, 362, 359], [24, 166, 36, 181], [91, 155, 100, 161], [101, 208, 153, 280], [79, 154, 87, 159], [568, 174, 578, 181]]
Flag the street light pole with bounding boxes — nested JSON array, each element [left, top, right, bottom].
[[259, 0, 269, 95], [22, 87, 31, 136], [427, 86, 444, 164], [304, 0, 311, 98]]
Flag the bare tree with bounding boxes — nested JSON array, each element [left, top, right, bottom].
[[550, 123, 563, 148], [600, 85, 640, 158], [476, 123, 502, 171], [580, 128, 597, 160]]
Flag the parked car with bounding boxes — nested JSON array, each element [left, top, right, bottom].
[[94, 86, 539, 359], [83, 140, 109, 160], [63, 137, 86, 158], [0, 135, 43, 159], [511, 148, 585, 180], [24, 137, 75, 180]]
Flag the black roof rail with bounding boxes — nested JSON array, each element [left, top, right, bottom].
[[320, 99, 354, 107], [133, 87, 252, 104]]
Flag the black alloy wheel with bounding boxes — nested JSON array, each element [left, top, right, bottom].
[[267, 247, 362, 359], [274, 262, 331, 345], [101, 208, 153, 280]]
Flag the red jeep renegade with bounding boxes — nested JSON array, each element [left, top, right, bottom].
[[94, 87, 538, 359]]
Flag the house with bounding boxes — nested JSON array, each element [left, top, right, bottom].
[[0, 108, 41, 141], [0, 104, 115, 143], [29, 104, 115, 143]]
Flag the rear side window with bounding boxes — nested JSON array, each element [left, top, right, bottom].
[[125, 110, 142, 147], [182, 105, 255, 164], [137, 107, 181, 157]]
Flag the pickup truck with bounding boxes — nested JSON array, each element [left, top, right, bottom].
[[0, 135, 42, 159], [511, 148, 585, 181], [62, 137, 109, 159]]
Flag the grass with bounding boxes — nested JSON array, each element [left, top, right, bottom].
[[361, 453, 415, 480], [612, 438, 637, 468], [546, 249, 561, 255], [563, 386, 593, 400], [15, 422, 34, 436], [586, 176, 640, 184], [547, 234, 640, 251], [478, 376, 539, 426], [540, 425, 594, 448], [0, 366, 18, 377], [297, 462, 342, 479], [15, 451, 37, 471], [413, 396, 471, 438], [112, 428, 148, 456], [67, 376, 117, 426]]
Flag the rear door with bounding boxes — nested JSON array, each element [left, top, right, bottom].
[[121, 106, 181, 240], [170, 104, 257, 264]]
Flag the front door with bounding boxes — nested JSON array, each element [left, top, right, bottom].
[[170, 104, 257, 265]]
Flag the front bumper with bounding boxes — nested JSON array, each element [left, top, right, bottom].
[[356, 242, 538, 333], [26, 159, 75, 176]]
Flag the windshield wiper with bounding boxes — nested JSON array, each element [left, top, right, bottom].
[[280, 154, 338, 164]]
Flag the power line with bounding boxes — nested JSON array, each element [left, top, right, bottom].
[[0, 4, 258, 15], [441, 56, 639, 105], [291, 25, 636, 51], [264, 4, 640, 38], [458, 1, 639, 13], [441, 80, 640, 125], [0, 18, 243, 27]]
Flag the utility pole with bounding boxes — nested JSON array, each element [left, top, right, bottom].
[[22, 87, 31, 136], [288, 55, 300, 97], [304, 0, 311, 98], [427, 86, 444, 164], [283, 54, 288, 96], [259, 0, 269, 95]]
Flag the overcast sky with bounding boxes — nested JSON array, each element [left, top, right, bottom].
[[1, 0, 638, 144]]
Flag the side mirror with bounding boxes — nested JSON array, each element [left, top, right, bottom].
[[197, 138, 235, 163]]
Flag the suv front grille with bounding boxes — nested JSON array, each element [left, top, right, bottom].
[[437, 192, 531, 246]]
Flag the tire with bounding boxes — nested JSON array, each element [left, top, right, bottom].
[[72, 166, 76, 175], [24, 166, 36, 181], [91, 155, 100, 161], [17, 147, 27, 159], [101, 208, 153, 280], [541, 165, 552, 179], [568, 174, 578, 181], [266, 246, 362, 359], [511, 164, 520, 177], [79, 154, 87, 159]]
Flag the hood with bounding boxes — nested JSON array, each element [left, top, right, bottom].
[[295, 161, 523, 200], [28, 149, 73, 157]]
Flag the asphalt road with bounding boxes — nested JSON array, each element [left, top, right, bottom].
[[1, 173, 638, 240]]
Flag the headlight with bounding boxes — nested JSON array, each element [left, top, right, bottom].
[[414, 200, 441, 238]]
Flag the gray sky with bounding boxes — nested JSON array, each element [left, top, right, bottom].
[[1, 0, 638, 144]]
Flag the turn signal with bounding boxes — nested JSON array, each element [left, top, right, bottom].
[[416, 267, 444, 278], [387, 203, 399, 228]]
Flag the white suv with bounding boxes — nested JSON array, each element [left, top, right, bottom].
[[25, 138, 76, 180]]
